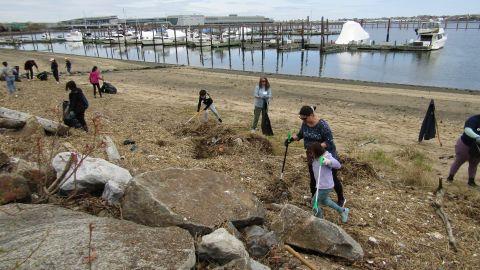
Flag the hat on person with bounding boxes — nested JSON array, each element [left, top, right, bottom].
[[49, 58, 55, 61], [64, 57, 69, 60]]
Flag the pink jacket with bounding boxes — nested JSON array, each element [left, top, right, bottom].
[[89, 70, 102, 84]]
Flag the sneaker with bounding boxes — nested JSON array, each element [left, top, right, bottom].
[[446, 175, 454, 184], [468, 181, 478, 188], [341, 208, 350, 223], [337, 198, 347, 208], [56, 81, 59, 84]]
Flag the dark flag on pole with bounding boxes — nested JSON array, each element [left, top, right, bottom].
[[419, 99, 440, 145]]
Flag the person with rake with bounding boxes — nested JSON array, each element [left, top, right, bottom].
[[285, 105, 347, 207], [309, 142, 349, 223], [197, 89, 222, 123]]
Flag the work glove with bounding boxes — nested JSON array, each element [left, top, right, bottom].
[[284, 138, 293, 147], [323, 159, 332, 166]]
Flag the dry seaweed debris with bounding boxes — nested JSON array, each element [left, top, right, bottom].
[[339, 155, 380, 183]]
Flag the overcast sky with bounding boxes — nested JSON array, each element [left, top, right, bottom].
[[2, 0, 479, 22]]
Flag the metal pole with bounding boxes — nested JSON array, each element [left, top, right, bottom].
[[386, 18, 391, 42]]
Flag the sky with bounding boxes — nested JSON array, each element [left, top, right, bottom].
[[1, 0, 479, 23]]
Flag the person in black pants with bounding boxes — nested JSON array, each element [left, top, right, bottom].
[[65, 80, 88, 132], [50, 58, 59, 84], [24, 60, 38, 80], [285, 105, 346, 207]]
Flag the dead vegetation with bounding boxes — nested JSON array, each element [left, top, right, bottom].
[[1, 49, 480, 269]]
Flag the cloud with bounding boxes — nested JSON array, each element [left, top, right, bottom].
[[1, 0, 479, 22]]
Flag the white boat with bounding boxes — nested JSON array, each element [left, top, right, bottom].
[[141, 29, 185, 46], [64, 30, 83, 42], [191, 33, 219, 47], [412, 21, 447, 50], [335, 21, 370, 45]]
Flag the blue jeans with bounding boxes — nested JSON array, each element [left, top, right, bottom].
[[5, 76, 16, 94], [312, 188, 343, 218]]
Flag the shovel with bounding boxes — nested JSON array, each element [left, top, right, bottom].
[[280, 131, 292, 181], [312, 156, 325, 215], [184, 111, 201, 125]]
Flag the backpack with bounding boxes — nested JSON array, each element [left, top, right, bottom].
[[37, 72, 48, 81], [100, 82, 117, 94]]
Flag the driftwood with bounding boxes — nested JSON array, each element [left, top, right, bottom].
[[284, 245, 318, 270], [103, 136, 121, 162], [0, 117, 25, 129], [0, 107, 69, 136], [432, 178, 458, 252]]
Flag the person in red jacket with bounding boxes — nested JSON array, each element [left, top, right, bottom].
[[89, 66, 103, 98]]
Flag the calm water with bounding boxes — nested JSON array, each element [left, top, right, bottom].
[[2, 22, 480, 90]]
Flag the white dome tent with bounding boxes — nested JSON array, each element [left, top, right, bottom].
[[335, 21, 370, 45]]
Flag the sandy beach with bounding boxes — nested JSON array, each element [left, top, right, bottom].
[[1, 48, 479, 269]]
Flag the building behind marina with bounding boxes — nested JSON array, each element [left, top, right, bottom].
[[58, 14, 274, 28]]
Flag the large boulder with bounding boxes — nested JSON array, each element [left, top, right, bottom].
[[51, 152, 132, 194], [122, 168, 265, 235], [198, 228, 250, 265], [0, 203, 195, 270], [271, 204, 363, 261]]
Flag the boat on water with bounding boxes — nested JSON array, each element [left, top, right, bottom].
[[412, 21, 447, 50], [141, 29, 186, 46], [335, 21, 370, 45], [64, 30, 83, 42]]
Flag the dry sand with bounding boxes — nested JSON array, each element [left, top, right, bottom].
[[1, 48, 479, 269]]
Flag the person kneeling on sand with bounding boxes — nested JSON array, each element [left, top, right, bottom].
[[310, 142, 349, 223], [66, 80, 89, 132], [197, 89, 222, 123]]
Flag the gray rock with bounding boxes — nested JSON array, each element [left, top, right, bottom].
[[51, 152, 132, 194], [0, 151, 8, 168], [8, 158, 52, 192], [0, 203, 195, 270], [122, 168, 265, 235], [271, 204, 363, 261], [213, 258, 271, 270], [249, 259, 271, 270], [243, 225, 278, 258], [101, 180, 124, 205], [225, 221, 243, 240], [198, 228, 249, 265], [0, 174, 31, 204]]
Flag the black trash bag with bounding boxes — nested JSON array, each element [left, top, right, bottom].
[[62, 101, 81, 128], [36, 71, 48, 81], [100, 82, 117, 94], [261, 99, 274, 136], [418, 99, 437, 142]]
